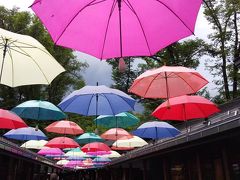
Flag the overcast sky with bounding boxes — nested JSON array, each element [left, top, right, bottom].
[[0, 1, 218, 96]]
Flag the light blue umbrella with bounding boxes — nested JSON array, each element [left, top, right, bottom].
[[132, 121, 180, 140], [4, 127, 47, 141], [58, 85, 136, 116], [11, 100, 66, 121], [93, 157, 111, 163], [67, 156, 86, 161], [94, 112, 139, 128], [75, 133, 104, 144]]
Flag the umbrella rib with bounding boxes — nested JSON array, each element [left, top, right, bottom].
[[174, 72, 198, 93], [142, 73, 162, 98], [124, 0, 152, 55], [55, 0, 103, 45], [155, 0, 194, 35], [100, 0, 117, 59], [100, 93, 116, 115], [6, 48, 15, 87], [86, 94, 95, 115], [8, 47, 30, 57]]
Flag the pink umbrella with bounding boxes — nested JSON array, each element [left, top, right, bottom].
[[101, 128, 133, 140], [45, 137, 79, 149], [64, 160, 83, 168], [38, 147, 64, 155], [129, 66, 208, 99], [31, 0, 202, 59], [86, 151, 111, 156], [82, 142, 111, 153]]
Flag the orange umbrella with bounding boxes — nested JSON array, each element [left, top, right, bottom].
[[45, 120, 84, 135], [45, 137, 79, 149], [101, 128, 133, 140]]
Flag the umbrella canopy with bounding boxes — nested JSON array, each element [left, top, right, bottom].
[[0, 109, 27, 129], [4, 127, 47, 141], [75, 133, 104, 144], [129, 66, 208, 99], [86, 151, 111, 156], [102, 151, 121, 158], [82, 142, 111, 153], [58, 85, 136, 116], [111, 146, 134, 151], [21, 140, 48, 149], [66, 151, 94, 158], [0, 28, 65, 87], [93, 157, 111, 163], [56, 160, 69, 166], [101, 128, 133, 140], [112, 136, 148, 148], [45, 120, 84, 135], [31, 0, 202, 59], [94, 112, 139, 128], [38, 147, 64, 155], [132, 121, 180, 140], [45, 137, 79, 149], [65, 160, 83, 168], [12, 100, 66, 121], [67, 156, 86, 161], [152, 95, 220, 121]]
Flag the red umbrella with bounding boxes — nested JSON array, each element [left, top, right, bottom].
[[101, 128, 133, 141], [81, 142, 111, 153], [45, 120, 84, 135], [152, 95, 220, 121], [111, 146, 134, 151], [129, 66, 208, 99], [45, 137, 79, 149], [0, 109, 27, 129]]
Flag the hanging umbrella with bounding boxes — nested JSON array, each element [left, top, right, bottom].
[[93, 157, 111, 163], [65, 160, 84, 168], [0, 28, 65, 87], [66, 151, 94, 159], [31, 0, 202, 59], [129, 66, 208, 99], [45, 120, 84, 135], [111, 146, 134, 151], [12, 100, 66, 121], [112, 136, 148, 148], [102, 151, 121, 158], [81, 142, 111, 153], [75, 133, 104, 144], [86, 151, 111, 156], [152, 95, 220, 121], [101, 128, 133, 140], [94, 112, 139, 128], [45, 137, 79, 149], [4, 127, 47, 141], [58, 85, 136, 116], [20, 140, 48, 149], [56, 160, 69, 166], [67, 156, 86, 161], [38, 147, 64, 155], [0, 109, 27, 129], [132, 121, 180, 140]]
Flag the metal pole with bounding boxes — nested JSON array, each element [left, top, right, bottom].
[[0, 38, 8, 83]]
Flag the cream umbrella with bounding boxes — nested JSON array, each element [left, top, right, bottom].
[[21, 140, 48, 149], [0, 28, 65, 87], [56, 159, 69, 166], [101, 150, 121, 158], [112, 136, 148, 148]]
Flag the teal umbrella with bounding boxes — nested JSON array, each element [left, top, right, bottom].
[[94, 112, 139, 128], [11, 100, 66, 121], [75, 133, 104, 144]]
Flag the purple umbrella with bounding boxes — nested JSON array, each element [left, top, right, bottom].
[[31, 0, 202, 59]]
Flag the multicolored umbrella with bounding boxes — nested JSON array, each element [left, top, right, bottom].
[[4, 127, 47, 141], [152, 95, 220, 121], [112, 136, 148, 148], [132, 121, 180, 140], [45, 137, 79, 149], [101, 128, 133, 140], [21, 140, 48, 149], [75, 133, 104, 144], [12, 100, 66, 121], [58, 85, 136, 116], [81, 142, 111, 153], [94, 112, 139, 128], [0, 109, 27, 129], [31, 0, 202, 59], [38, 147, 64, 155], [45, 120, 84, 135], [129, 66, 208, 99], [0, 28, 65, 87]]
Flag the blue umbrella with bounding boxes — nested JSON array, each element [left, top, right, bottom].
[[67, 156, 86, 161], [12, 100, 66, 121], [4, 127, 47, 141], [58, 85, 136, 116], [93, 157, 111, 163], [75, 133, 104, 144], [132, 121, 180, 140]]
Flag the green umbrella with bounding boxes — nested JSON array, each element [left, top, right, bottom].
[[94, 112, 139, 128], [75, 133, 104, 144]]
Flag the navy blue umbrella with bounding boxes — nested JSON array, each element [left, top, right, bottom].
[[132, 121, 180, 140]]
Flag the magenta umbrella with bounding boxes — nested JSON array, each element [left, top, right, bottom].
[[31, 0, 202, 59]]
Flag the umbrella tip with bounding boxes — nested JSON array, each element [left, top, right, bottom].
[[35, 125, 39, 131], [94, 128, 99, 135], [118, 57, 126, 72]]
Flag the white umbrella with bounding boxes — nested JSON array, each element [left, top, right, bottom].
[[21, 140, 48, 149], [112, 136, 148, 148], [0, 28, 65, 87], [56, 159, 69, 166], [101, 150, 121, 158]]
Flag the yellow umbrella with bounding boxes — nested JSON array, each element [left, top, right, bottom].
[[0, 28, 65, 87], [21, 140, 48, 149], [112, 136, 148, 148]]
